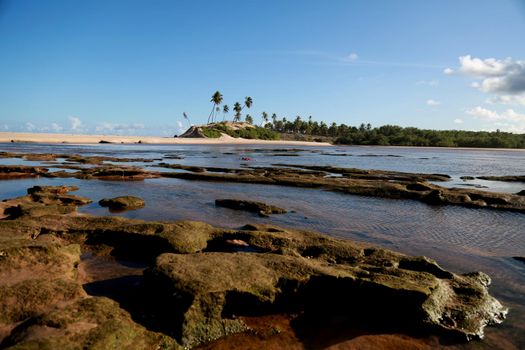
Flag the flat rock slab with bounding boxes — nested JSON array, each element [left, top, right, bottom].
[[477, 175, 525, 182], [99, 196, 145, 211], [0, 186, 509, 349], [215, 199, 287, 216]]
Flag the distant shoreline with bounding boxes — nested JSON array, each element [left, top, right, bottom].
[[1, 132, 524, 151], [347, 144, 525, 152], [0, 132, 331, 146]]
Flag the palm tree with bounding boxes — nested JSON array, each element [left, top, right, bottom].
[[222, 105, 229, 121], [208, 91, 223, 124], [233, 102, 242, 122], [243, 96, 253, 111], [215, 106, 220, 123], [183, 112, 191, 127], [293, 116, 302, 133], [244, 96, 253, 108], [245, 114, 253, 124], [261, 111, 268, 126]]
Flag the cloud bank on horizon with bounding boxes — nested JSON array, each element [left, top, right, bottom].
[[445, 55, 525, 133]]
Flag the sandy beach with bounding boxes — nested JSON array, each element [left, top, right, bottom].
[[0, 132, 331, 146]]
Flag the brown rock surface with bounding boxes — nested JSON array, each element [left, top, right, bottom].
[[0, 186, 510, 348], [0, 165, 48, 179], [215, 199, 287, 216], [0, 153, 522, 212], [162, 165, 525, 212], [477, 175, 525, 182], [99, 196, 145, 211]]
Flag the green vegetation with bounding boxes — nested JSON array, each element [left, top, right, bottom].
[[233, 102, 242, 122], [192, 92, 524, 147], [264, 115, 525, 148], [210, 123, 280, 140], [333, 125, 525, 148], [208, 91, 223, 124], [222, 104, 229, 121], [198, 91, 254, 124], [200, 128, 222, 138]]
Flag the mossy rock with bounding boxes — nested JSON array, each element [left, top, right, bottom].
[[215, 199, 287, 216], [145, 231, 507, 346], [0, 242, 83, 324], [98, 196, 145, 211], [0, 187, 510, 347], [0, 278, 84, 325], [3, 297, 180, 350]]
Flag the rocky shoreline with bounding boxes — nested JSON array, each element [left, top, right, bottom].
[[0, 185, 509, 348], [0, 151, 524, 212]]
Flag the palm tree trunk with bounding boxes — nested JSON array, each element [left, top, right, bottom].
[[207, 104, 215, 124]]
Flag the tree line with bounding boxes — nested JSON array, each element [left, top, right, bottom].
[[185, 91, 525, 148], [183, 91, 256, 126], [262, 115, 525, 148]]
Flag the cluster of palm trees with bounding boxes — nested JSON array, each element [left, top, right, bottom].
[[206, 91, 253, 124]]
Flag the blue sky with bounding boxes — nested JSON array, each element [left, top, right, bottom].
[[1, 0, 525, 135]]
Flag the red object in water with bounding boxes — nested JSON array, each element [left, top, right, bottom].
[[241, 157, 252, 161]]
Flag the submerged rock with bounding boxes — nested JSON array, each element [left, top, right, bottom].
[[215, 199, 287, 216], [99, 196, 145, 211], [80, 166, 159, 181], [0, 165, 48, 179], [513, 256, 525, 264], [146, 227, 507, 347], [163, 165, 525, 212], [0, 187, 509, 348], [0, 151, 154, 165], [1, 154, 523, 212], [477, 175, 525, 182]]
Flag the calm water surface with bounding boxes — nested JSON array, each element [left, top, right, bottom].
[[0, 143, 524, 349]]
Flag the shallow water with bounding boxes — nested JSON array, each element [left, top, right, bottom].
[[0, 142, 524, 349]]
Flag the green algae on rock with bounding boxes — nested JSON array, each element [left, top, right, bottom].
[[215, 199, 287, 216], [0, 153, 523, 212], [99, 196, 145, 211], [2, 297, 179, 350], [145, 227, 507, 347], [0, 186, 509, 348]]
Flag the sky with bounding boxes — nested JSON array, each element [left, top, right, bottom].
[[1, 0, 525, 136]]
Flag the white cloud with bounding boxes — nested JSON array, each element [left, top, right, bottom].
[[447, 55, 525, 100], [486, 95, 525, 106], [426, 99, 441, 106], [491, 123, 525, 133], [68, 116, 83, 131], [25, 122, 36, 131], [51, 123, 63, 132], [95, 122, 145, 135], [456, 55, 512, 77], [467, 106, 525, 122], [453, 118, 463, 124], [443, 67, 454, 75], [347, 52, 359, 61], [466, 106, 525, 133]]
